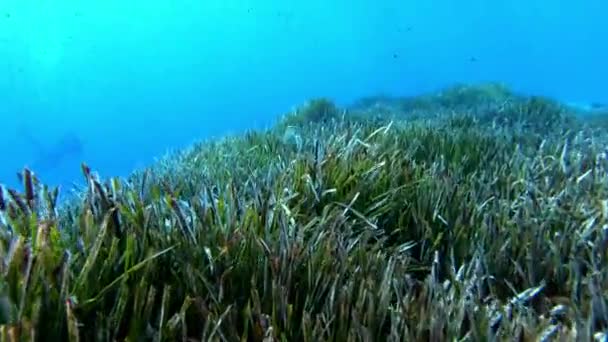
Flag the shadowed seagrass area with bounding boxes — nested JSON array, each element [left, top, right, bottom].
[[1, 82, 608, 341]]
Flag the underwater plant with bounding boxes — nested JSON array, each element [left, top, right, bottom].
[[277, 97, 341, 129], [0, 83, 607, 341]]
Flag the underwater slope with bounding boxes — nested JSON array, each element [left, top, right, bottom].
[[1, 83, 607, 341]]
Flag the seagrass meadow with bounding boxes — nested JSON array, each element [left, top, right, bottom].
[[1, 83, 608, 341]]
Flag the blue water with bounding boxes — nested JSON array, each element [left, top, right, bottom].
[[1, 0, 607, 196]]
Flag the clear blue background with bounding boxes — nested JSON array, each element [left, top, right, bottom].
[[1, 0, 606, 194]]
